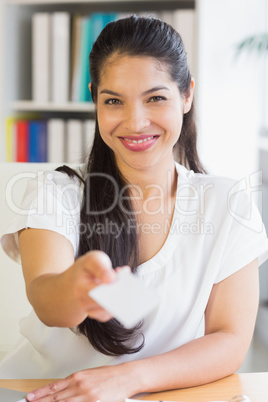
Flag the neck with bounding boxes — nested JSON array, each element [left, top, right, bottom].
[[116, 157, 178, 200]]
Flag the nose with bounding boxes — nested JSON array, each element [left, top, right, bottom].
[[123, 103, 150, 133]]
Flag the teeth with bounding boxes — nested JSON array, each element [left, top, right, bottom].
[[124, 136, 154, 144]]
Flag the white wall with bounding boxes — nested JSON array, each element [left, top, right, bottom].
[[196, 0, 266, 180]]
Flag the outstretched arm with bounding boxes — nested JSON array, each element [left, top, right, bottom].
[[26, 258, 259, 401], [19, 228, 117, 327]]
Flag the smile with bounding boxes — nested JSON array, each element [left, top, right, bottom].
[[123, 136, 155, 144], [119, 135, 159, 152]]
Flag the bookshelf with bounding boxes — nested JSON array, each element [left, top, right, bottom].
[[1, 0, 196, 164], [11, 101, 95, 113], [1, 0, 268, 368], [2, 0, 267, 168]]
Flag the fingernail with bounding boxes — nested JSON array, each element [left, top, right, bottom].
[[27, 392, 35, 400]]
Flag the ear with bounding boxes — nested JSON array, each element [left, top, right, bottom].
[[88, 82, 97, 105], [183, 77, 195, 114]]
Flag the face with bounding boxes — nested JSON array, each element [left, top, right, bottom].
[[94, 55, 194, 173]]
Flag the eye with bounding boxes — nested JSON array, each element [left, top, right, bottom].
[[148, 95, 167, 102], [104, 98, 121, 105]]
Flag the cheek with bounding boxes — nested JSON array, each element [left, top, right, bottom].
[[97, 108, 120, 137], [160, 107, 183, 139]]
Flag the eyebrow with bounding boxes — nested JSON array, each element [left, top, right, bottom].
[[99, 86, 170, 97]]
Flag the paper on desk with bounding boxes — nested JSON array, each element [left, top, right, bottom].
[[89, 268, 159, 328], [126, 400, 227, 402], [0, 386, 27, 401]]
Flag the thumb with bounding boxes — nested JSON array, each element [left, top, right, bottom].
[[82, 250, 116, 284]]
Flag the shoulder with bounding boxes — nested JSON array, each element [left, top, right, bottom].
[[38, 166, 83, 188], [23, 166, 84, 207], [174, 163, 260, 227], [175, 162, 243, 202], [176, 162, 236, 189], [1, 166, 85, 264]]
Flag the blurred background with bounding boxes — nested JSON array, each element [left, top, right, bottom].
[[0, 0, 267, 372]]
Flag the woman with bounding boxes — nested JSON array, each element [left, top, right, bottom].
[[1, 15, 268, 402]]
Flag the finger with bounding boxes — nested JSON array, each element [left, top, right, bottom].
[[82, 251, 116, 283], [28, 387, 81, 402], [114, 265, 131, 273], [87, 308, 113, 322], [26, 378, 69, 401]]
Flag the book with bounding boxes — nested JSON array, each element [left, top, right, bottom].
[[103, 12, 118, 26], [84, 13, 118, 102], [138, 11, 161, 19], [47, 119, 65, 163], [70, 14, 82, 102], [75, 13, 118, 102], [85, 13, 104, 102], [32, 13, 51, 102], [51, 12, 70, 103], [79, 16, 92, 102], [5, 117, 16, 162], [66, 119, 83, 163], [116, 12, 134, 21], [29, 121, 39, 162], [16, 120, 29, 162], [38, 121, 48, 162], [160, 11, 173, 26], [29, 121, 47, 163], [83, 119, 95, 160]]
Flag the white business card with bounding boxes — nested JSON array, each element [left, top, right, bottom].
[[89, 268, 159, 328], [0, 387, 27, 402], [126, 400, 227, 402]]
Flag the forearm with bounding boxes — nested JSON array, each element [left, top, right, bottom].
[[126, 331, 246, 395], [27, 269, 87, 328], [125, 262, 259, 395]]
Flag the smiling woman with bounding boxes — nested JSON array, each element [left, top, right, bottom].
[[96, 55, 193, 168], [0, 14, 268, 402]]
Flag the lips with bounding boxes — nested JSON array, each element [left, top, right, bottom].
[[118, 135, 160, 152], [123, 135, 155, 144]]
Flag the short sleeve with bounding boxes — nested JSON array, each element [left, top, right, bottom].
[[0, 170, 82, 264], [214, 180, 268, 283]]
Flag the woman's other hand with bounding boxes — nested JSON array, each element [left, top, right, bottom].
[[26, 363, 139, 402]]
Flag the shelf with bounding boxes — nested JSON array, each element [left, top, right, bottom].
[[11, 101, 95, 113], [259, 137, 268, 151]]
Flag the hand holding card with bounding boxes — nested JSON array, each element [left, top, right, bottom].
[[89, 268, 158, 328]]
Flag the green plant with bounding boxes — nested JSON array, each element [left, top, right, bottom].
[[236, 33, 268, 55]]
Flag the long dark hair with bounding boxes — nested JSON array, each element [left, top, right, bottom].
[[57, 15, 206, 356]]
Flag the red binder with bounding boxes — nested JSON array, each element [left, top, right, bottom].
[[16, 120, 29, 162]]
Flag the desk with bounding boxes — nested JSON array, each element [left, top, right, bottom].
[[0, 373, 268, 401]]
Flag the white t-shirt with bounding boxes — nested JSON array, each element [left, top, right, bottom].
[[1, 163, 268, 379]]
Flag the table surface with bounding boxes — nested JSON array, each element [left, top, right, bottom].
[[1, 373, 268, 401], [1, 373, 268, 402]]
